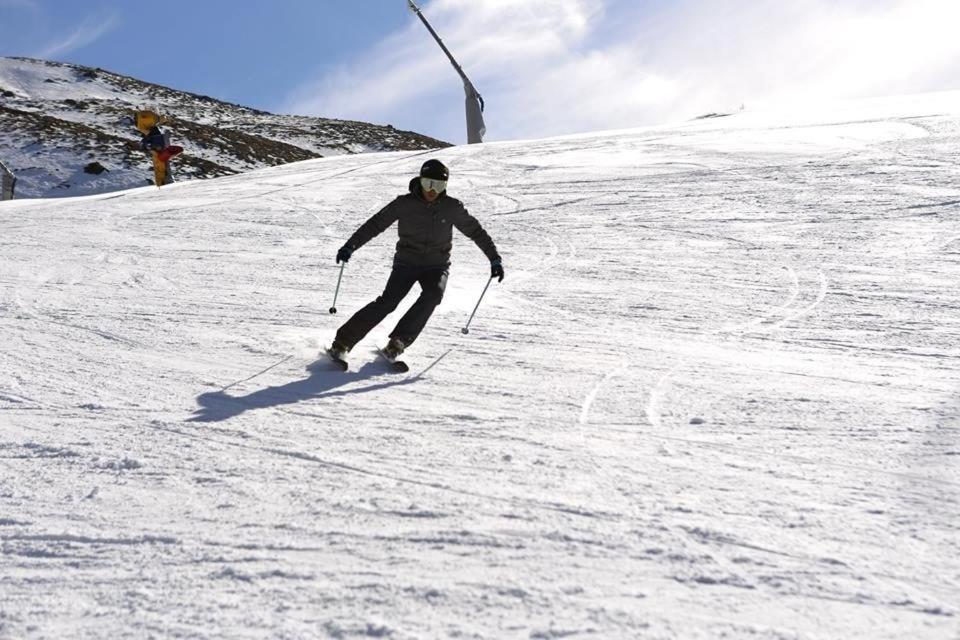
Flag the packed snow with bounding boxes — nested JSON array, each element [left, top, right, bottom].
[[1, 92, 959, 639]]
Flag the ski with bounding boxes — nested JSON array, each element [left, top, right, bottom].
[[306, 347, 347, 372], [377, 347, 410, 373], [306, 347, 407, 373], [327, 348, 348, 371]]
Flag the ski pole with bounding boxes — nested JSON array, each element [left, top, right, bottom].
[[461, 276, 493, 334], [329, 263, 345, 314]]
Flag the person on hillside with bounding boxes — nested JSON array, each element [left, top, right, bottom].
[[329, 159, 504, 361]]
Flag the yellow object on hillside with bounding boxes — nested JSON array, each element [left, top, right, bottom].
[[134, 109, 178, 186], [134, 110, 165, 135]]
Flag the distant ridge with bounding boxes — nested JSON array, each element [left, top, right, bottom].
[[0, 57, 450, 198]]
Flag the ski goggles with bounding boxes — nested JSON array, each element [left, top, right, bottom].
[[420, 177, 447, 193]]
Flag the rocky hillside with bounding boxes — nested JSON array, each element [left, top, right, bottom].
[[0, 57, 450, 198]]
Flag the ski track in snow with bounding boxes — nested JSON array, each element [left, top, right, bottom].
[[2, 95, 960, 639]]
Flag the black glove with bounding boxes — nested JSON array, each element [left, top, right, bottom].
[[336, 245, 353, 264], [491, 260, 504, 282]]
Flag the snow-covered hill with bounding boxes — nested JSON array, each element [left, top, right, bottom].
[[1, 91, 959, 639], [0, 57, 448, 198]]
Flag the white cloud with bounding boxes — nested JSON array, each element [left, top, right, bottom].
[[34, 12, 120, 59], [645, 0, 960, 114], [282, 0, 960, 143], [282, 0, 603, 141]]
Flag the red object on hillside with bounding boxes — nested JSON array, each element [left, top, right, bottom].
[[157, 146, 184, 162]]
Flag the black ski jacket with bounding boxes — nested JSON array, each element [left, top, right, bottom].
[[345, 178, 500, 267]]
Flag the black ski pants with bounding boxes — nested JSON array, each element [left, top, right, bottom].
[[335, 261, 448, 350]]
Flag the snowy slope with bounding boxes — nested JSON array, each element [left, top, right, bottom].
[[1, 92, 959, 639], [0, 57, 448, 198]]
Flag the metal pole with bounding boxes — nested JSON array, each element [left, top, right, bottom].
[[461, 276, 493, 335], [407, 0, 486, 143], [0, 159, 14, 201], [329, 263, 345, 314]]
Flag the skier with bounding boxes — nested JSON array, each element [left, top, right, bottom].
[[328, 159, 503, 363]]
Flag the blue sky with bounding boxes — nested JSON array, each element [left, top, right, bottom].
[[0, 1, 409, 112], [2, 0, 960, 145]]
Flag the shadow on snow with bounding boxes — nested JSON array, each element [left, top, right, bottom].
[[189, 359, 414, 423]]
